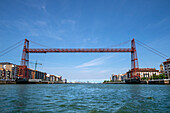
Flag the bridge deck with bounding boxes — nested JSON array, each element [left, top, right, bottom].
[[27, 48, 132, 53]]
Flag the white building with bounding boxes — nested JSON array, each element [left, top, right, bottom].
[[127, 68, 159, 79], [55, 75, 62, 81], [46, 74, 50, 81], [163, 58, 170, 79], [111, 73, 127, 81]]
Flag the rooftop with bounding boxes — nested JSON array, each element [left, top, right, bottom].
[[128, 68, 159, 72], [0, 62, 14, 65], [163, 58, 170, 64]]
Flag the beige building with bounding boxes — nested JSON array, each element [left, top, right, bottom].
[[163, 58, 170, 79], [160, 64, 164, 73], [0, 62, 18, 79], [49, 75, 62, 81], [55, 75, 62, 81]]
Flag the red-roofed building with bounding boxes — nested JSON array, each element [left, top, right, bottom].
[[127, 68, 159, 79]]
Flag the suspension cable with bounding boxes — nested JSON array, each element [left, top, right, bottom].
[[136, 39, 169, 58], [30, 40, 49, 47], [0, 43, 23, 57], [0, 39, 23, 53], [111, 40, 130, 47], [136, 42, 167, 59]]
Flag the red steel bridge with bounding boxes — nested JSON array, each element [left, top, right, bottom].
[[19, 38, 139, 79]]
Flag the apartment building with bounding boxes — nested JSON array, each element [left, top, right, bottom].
[[0, 62, 18, 79], [111, 73, 127, 81], [163, 58, 170, 79]]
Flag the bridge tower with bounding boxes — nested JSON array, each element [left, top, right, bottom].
[[18, 39, 29, 79], [131, 38, 139, 78], [21, 39, 29, 66]]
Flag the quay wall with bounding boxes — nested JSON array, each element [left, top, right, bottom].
[[104, 79, 170, 84]]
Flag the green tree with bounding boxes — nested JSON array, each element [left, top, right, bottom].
[[150, 74, 166, 80], [141, 77, 146, 80], [103, 80, 110, 83], [158, 73, 165, 79]]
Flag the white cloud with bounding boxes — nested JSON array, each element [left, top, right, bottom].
[[61, 19, 76, 24], [2, 19, 64, 41], [144, 18, 169, 30], [21, 0, 48, 13], [41, 4, 47, 13], [34, 21, 47, 26], [75, 55, 114, 68]]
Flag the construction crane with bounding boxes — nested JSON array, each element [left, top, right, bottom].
[[30, 60, 42, 71], [19, 60, 42, 70]]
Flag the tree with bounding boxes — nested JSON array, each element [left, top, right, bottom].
[[141, 77, 146, 80], [103, 80, 110, 83], [158, 74, 166, 79], [150, 74, 158, 80], [150, 74, 166, 80]]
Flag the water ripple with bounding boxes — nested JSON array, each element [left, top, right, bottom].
[[0, 84, 169, 113]]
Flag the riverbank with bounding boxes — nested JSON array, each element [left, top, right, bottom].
[[104, 79, 170, 84], [0, 80, 66, 84], [1, 79, 170, 84]]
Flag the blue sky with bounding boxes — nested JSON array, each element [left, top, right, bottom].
[[0, 0, 170, 82]]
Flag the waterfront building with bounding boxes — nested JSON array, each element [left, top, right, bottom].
[[111, 74, 114, 81], [18, 66, 47, 80], [127, 68, 159, 79], [111, 74, 119, 81], [160, 64, 164, 73], [28, 68, 34, 79], [0, 69, 10, 79], [46, 74, 50, 81], [50, 75, 55, 81], [111, 74, 127, 81], [0, 62, 65, 82], [34, 70, 46, 80], [0, 62, 18, 79], [121, 74, 127, 81], [56, 75, 62, 81], [45, 74, 63, 82], [0, 69, 5, 79], [117, 74, 122, 81], [163, 58, 170, 79]]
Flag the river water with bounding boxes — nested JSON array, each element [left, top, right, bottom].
[[0, 84, 169, 113]]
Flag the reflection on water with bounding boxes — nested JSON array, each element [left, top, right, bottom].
[[0, 84, 169, 112]]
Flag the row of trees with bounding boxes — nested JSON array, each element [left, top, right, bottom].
[[103, 80, 122, 83], [141, 74, 166, 80]]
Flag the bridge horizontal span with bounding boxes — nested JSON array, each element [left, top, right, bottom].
[[27, 48, 132, 53]]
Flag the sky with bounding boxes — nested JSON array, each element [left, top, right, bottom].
[[0, 0, 170, 82]]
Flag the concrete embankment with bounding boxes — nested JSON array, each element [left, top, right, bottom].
[[103, 82, 125, 84], [0, 81, 16, 84], [148, 79, 170, 84], [28, 79, 65, 84], [27, 81, 65, 84], [104, 79, 170, 84], [0, 79, 66, 84]]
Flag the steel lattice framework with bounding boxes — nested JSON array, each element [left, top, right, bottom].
[[19, 38, 139, 79]]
